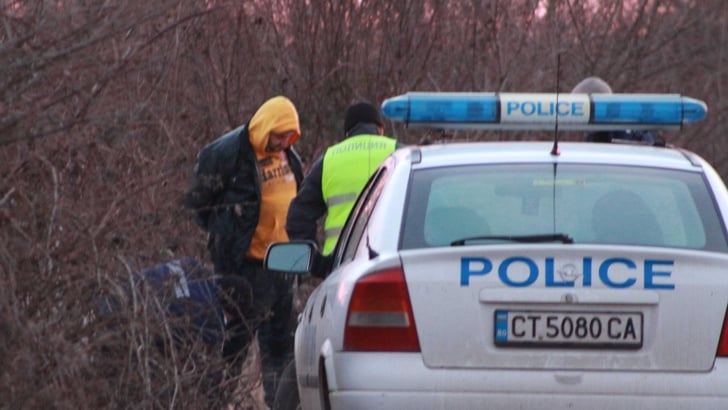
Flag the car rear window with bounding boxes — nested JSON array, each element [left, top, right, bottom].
[[400, 164, 728, 251]]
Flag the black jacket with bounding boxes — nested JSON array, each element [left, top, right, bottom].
[[184, 124, 304, 274]]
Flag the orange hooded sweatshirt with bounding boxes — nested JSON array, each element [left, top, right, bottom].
[[245, 96, 301, 260]]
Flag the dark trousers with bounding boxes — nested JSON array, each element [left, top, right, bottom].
[[222, 259, 294, 405]]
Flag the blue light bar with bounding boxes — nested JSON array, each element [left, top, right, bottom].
[[380, 92, 707, 131]]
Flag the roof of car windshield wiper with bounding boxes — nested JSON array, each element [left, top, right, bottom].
[[450, 233, 574, 246]]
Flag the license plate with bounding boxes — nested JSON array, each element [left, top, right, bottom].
[[494, 310, 643, 348]]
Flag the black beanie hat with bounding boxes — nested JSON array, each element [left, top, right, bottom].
[[344, 102, 383, 133]]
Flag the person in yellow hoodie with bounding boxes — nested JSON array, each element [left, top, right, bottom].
[[184, 95, 304, 406]]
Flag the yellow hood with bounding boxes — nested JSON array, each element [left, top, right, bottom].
[[248, 96, 301, 156]]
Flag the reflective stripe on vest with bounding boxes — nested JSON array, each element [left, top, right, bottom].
[[321, 134, 396, 255]]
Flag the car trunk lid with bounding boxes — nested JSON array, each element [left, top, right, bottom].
[[400, 245, 728, 372]]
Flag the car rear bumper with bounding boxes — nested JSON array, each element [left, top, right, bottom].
[[330, 392, 725, 410], [323, 353, 728, 410]]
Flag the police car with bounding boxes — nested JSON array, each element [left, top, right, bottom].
[[266, 91, 728, 409]]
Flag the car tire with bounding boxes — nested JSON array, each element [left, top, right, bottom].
[[273, 359, 300, 410]]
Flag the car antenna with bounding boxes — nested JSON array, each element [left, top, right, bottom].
[[551, 52, 562, 156]]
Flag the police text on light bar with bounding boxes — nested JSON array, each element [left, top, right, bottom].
[[380, 92, 707, 131]]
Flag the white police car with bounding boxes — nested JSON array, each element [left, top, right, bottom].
[[266, 92, 728, 409]]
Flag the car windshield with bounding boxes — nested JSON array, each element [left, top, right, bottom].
[[401, 163, 728, 251]]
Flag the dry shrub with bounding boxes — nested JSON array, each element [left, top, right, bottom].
[[0, 132, 256, 408], [0, 257, 264, 410]]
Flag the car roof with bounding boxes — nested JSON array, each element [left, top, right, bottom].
[[393, 141, 703, 172]]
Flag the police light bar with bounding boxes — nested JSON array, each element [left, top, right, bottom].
[[380, 92, 707, 131]]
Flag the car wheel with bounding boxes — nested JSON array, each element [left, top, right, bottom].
[[273, 359, 300, 410]]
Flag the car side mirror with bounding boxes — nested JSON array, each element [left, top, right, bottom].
[[264, 240, 319, 274]]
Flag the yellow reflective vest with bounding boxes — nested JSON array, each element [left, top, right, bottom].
[[321, 134, 397, 254]]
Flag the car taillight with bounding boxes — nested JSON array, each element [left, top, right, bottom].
[[718, 307, 728, 357], [343, 267, 420, 352]]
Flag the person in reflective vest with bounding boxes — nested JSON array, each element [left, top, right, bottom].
[[286, 101, 398, 258]]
